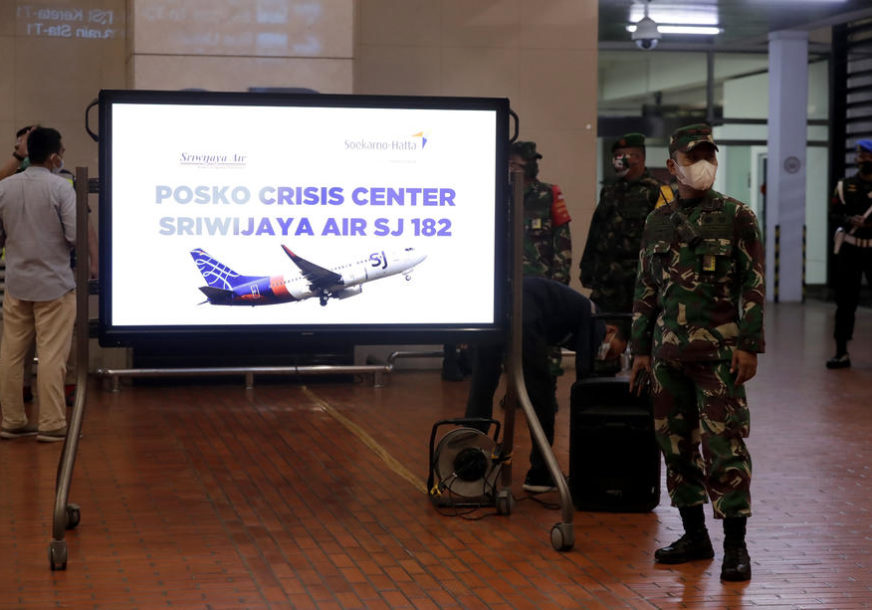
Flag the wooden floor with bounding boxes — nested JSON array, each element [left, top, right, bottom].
[[1, 299, 871, 609]]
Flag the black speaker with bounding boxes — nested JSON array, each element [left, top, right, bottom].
[[569, 377, 660, 512]]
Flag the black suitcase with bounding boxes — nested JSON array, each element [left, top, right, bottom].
[[569, 376, 660, 512]]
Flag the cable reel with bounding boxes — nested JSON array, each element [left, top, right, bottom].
[[427, 418, 511, 512]]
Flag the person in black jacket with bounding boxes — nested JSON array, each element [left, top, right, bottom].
[[827, 139, 872, 369], [464, 277, 625, 492]]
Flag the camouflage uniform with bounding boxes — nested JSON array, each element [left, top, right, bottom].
[[581, 133, 661, 375], [522, 171, 572, 389], [580, 170, 663, 317], [465, 141, 571, 422], [508, 140, 572, 282], [523, 180, 572, 283], [631, 135, 765, 519]]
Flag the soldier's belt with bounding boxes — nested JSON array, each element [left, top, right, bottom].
[[844, 234, 872, 248]]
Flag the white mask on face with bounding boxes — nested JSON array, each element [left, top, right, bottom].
[[51, 156, 64, 174], [612, 155, 630, 178], [673, 159, 716, 191]]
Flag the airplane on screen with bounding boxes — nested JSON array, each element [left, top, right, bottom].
[[191, 245, 427, 306]]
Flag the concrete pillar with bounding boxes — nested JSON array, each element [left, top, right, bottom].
[[766, 30, 809, 302]]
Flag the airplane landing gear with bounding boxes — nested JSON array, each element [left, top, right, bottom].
[[319, 290, 329, 306]]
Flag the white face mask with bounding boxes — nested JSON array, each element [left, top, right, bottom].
[[673, 159, 716, 191], [612, 155, 630, 178], [51, 156, 64, 174]]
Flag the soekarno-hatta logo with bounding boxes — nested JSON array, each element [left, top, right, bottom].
[[344, 131, 430, 152], [411, 131, 428, 149]]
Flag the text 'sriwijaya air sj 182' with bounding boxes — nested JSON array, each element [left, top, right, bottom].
[[191, 245, 427, 306]]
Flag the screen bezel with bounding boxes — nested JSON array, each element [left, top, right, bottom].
[[97, 89, 511, 349]]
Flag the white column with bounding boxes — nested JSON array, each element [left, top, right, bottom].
[[766, 30, 809, 302]]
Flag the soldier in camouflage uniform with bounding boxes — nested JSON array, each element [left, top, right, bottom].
[[580, 132, 663, 338], [445, 141, 572, 381], [629, 124, 765, 582], [464, 141, 572, 490], [826, 139, 872, 369], [510, 141, 573, 283], [511, 141, 572, 382]]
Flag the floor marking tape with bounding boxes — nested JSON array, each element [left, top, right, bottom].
[[302, 386, 428, 495]]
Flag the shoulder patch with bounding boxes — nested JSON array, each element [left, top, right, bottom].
[[655, 185, 675, 209], [550, 185, 571, 226]]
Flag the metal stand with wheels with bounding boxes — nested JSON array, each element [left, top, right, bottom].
[[49, 166, 91, 570], [501, 166, 575, 552]]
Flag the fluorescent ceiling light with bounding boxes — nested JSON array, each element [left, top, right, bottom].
[[626, 24, 722, 35], [629, 3, 719, 26], [748, 0, 844, 3]]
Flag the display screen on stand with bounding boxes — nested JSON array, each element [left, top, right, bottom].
[[98, 89, 510, 348]]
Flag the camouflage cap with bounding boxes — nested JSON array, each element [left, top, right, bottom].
[[612, 132, 646, 152], [511, 140, 543, 161], [857, 139, 872, 153], [669, 123, 719, 155]]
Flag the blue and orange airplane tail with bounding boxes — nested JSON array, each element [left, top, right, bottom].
[[190, 248, 259, 292]]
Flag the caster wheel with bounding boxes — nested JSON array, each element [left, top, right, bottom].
[[66, 504, 81, 530], [49, 542, 68, 571], [495, 490, 514, 515], [550, 523, 574, 552]]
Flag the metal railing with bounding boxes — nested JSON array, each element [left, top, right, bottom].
[[95, 349, 447, 391]]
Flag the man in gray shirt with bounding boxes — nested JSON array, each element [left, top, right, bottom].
[[0, 127, 76, 442]]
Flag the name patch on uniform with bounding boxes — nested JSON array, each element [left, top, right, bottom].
[[702, 254, 716, 272], [698, 217, 731, 238]]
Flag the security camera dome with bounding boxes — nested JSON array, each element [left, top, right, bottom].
[[631, 15, 661, 50]]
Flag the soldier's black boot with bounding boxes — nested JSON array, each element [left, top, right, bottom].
[[654, 505, 715, 564], [827, 340, 851, 369], [826, 353, 851, 369], [721, 517, 751, 581]]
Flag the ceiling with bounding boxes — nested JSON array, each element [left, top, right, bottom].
[[599, 0, 872, 50], [596, 0, 872, 135]]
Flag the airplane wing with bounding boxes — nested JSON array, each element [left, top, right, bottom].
[[281, 245, 342, 290]]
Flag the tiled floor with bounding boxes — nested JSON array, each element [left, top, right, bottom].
[[1, 299, 871, 609]]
